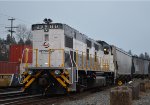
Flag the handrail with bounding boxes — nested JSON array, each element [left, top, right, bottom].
[[73, 50, 79, 82], [82, 52, 84, 69], [69, 51, 73, 84], [90, 54, 92, 70], [25, 48, 29, 68], [48, 49, 51, 67], [20, 49, 25, 64], [35, 49, 38, 67], [76, 50, 79, 82], [27, 48, 111, 72], [82, 52, 86, 70], [47, 49, 64, 67], [21, 48, 32, 65]]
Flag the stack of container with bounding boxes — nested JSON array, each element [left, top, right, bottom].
[[0, 44, 32, 87]]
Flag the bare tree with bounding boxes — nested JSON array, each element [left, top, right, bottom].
[[25, 39, 32, 45], [139, 53, 145, 59], [6, 34, 16, 44], [18, 38, 24, 45], [128, 50, 132, 55], [144, 52, 150, 60], [16, 24, 32, 43]]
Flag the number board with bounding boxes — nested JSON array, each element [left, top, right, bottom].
[[32, 23, 63, 31], [0, 74, 12, 79]]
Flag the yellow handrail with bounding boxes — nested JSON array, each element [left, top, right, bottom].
[[32, 48, 110, 72], [25, 48, 29, 69], [62, 49, 64, 67], [48, 49, 51, 67], [47, 49, 64, 67], [82, 52, 84, 69], [90, 54, 92, 70], [35, 49, 38, 67]]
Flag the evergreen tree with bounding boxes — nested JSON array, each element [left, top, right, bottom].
[[6, 34, 16, 44], [25, 39, 32, 45], [139, 53, 145, 59], [18, 38, 24, 45], [6, 34, 11, 44], [144, 52, 150, 60], [128, 50, 132, 55]]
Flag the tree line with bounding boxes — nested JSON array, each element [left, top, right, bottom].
[[128, 50, 150, 60], [0, 24, 32, 61], [0, 24, 150, 61]]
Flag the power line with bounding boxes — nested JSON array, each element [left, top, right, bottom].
[[0, 24, 7, 26], [15, 17, 32, 24], [0, 31, 7, 34], [0, 12, 11, 18], [0, 12, 32, 24], [0, 24, 9, 28]]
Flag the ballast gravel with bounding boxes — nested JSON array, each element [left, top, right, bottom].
[[60, 89, 110, 105], [59, 89, 150, 105], [133, 90, 150, 105]]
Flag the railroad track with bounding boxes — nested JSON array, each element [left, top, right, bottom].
[[0, 87, 21, 93], [22, 85, 114, 105], [0, 91, 27, 98], [0, 85, 114, 105], [0, 90, 43, 105]]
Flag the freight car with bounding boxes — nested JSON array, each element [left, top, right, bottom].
[[111, 45, 132, 84], [22, 20, 150, 95], [0, 45, 32, 87], [0, 61, 20, 87], [132, 56, 150, 79]]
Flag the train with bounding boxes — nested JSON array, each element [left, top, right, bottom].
[[2, 20, 149, 94], [21, 21, 150, 95]]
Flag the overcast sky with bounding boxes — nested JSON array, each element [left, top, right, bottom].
[[0, 0, 150, 55]]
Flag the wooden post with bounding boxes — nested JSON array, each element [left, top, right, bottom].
[[128, 82, 140, 100], [140, 81, 146, 92], [110, 86, 132, 105]]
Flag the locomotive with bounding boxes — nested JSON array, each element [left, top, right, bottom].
[[22, 21, 150, 94]]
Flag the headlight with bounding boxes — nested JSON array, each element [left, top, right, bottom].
[[28, 70, 33, 75], [104, 48, 107, 51], [54, 70, 61, 75]]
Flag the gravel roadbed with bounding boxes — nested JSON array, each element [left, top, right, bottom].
[[60, 89, 110, 105], [133, 90, 150, 105], [59, 89, 150, 105]]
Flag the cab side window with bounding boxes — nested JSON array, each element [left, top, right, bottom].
[[45, 34, 49, 41]]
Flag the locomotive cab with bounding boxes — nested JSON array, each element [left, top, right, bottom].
[[103, 46, 110, 55], [96, 40, 110, 55]]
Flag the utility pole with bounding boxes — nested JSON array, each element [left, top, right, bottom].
[[5, 17, 18, 40]]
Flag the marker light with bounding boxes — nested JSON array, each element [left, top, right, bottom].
[[54, 70, 61, 75], [28, 71, 33, 75]]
